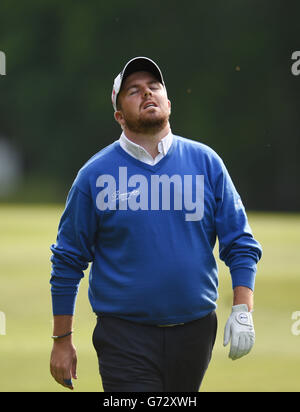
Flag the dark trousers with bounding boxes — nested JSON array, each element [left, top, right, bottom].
[[92, 311, 217, 392]]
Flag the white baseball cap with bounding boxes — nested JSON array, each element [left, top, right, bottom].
[[111, 56, 166, 111]]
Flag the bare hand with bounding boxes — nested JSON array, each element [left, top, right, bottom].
[[50, 341, 77, 390]]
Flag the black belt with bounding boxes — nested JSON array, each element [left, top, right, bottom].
[[156, 323, 185, 327]]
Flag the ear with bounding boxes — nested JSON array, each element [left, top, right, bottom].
[[167, 99, 171, 113], [114, 110, 125, 128]]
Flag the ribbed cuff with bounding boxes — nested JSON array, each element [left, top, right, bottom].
[[51, 294, 77, 316], [230, 267, 256, 291]]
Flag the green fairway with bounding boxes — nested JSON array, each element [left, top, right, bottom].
[[0, 205, 299, 392]]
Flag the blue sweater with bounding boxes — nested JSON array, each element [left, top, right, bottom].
[[50, 135, 262, 324]]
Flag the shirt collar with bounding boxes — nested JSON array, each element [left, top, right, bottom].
[[119, 131, 173, 161]]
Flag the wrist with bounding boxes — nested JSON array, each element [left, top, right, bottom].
[[52, 330, 74, 346], [52, 330, 73, 340], [233, 286, 253, 311], [52, 315, 74, 343], [52, 335, 73, 346]]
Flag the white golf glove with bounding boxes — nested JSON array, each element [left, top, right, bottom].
[[223, 304, 255, 360]]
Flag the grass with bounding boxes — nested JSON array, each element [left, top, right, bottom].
[[0, 205, 300, 392]]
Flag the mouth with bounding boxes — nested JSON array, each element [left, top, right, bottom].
[[142, 102, 158, 110]]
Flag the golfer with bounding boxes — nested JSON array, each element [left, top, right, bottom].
[[49, 57, 262, 392]]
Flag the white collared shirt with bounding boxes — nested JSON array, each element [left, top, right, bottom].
[[119, 131, 173, 166]]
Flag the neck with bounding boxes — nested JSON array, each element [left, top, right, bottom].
[[123, 122, 171, 158]]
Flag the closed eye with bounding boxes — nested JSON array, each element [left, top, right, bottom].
[[126, 81, 161, 96], [128, 88, 138, 95]]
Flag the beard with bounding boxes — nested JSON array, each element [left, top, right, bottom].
[[122, 109, 170, 135]]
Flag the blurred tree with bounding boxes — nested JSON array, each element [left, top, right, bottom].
[[0, 0, 299, 209]]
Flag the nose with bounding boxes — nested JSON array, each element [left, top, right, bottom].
[[143, 87, 152, 98]]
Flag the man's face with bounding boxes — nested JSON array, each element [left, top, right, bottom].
[[114, 71, 171, 134]]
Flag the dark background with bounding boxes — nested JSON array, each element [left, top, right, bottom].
[[0, 0, 299, 210]]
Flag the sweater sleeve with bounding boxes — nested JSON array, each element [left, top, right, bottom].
[[214, 159, 262, 291], [50, 183, 98, 315]]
